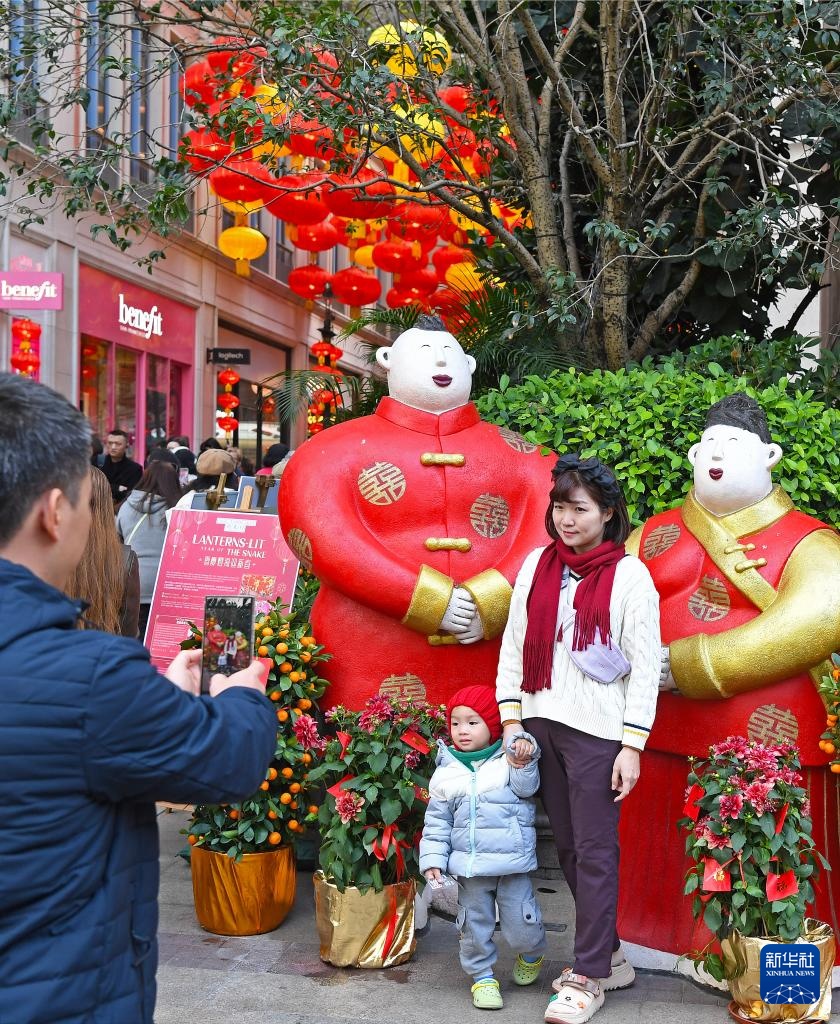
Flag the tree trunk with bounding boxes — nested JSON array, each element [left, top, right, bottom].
[[600, 243, 630, 369]]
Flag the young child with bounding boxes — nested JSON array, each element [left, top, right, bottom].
[[419, 684, 546, 1010]]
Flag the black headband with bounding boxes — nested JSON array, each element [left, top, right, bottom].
[[552, 453, 621, 504]]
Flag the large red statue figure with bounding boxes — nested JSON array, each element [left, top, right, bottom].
[[618, 394, 840, 982], [279, 315, 551, 710]]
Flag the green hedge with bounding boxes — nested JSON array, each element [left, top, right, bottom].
[[476, 365, 840, 529]]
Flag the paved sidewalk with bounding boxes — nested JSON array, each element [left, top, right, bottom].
[[154, 808, 833, 1024]]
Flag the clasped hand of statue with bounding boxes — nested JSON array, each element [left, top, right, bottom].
[[440, 586, 483, 645], [659, 645, 678, 691]]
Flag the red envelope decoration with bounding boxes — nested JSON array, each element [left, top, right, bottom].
[[413, 784, 430, 803], [766, 869, 798, 900], [400, 728, 431, 755], [683, 783, 704, 821], [774, 803, 789, 834], [327, 773, 355, 797], [336, 731, 352, 759], [702, 857, 732, 892]]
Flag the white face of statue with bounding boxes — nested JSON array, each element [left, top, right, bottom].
[[689, 423, 783, 516], [375, 326, 476, 414]]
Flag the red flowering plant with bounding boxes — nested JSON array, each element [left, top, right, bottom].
[[678, 736, 828, 981], [179, 599, 330, 858], [817, 653, 840, 772], [305, 694, 448, 893]]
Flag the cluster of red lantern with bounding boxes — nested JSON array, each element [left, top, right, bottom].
[[217, 366, 240, 434], [179, 28, 527, 320], [307, 338, 344, 435], [10, 318, 41, 379]]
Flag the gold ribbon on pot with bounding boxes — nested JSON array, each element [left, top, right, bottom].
[[191, 845, 296, 936]]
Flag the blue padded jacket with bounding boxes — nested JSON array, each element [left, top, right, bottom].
[[0, 559, 277, 1023]]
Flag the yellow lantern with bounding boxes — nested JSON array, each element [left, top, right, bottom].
[[393, 105, 445, 163], [354, 244, 376, 269], [218, 225, 267, 277], [368, 22, 451, 78], [449, 194, 484, 233], [445, 261, 483, 293], [253, 82, 289, 121]]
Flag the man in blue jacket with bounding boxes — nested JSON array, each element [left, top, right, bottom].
[[0, 373, 278, 1024]]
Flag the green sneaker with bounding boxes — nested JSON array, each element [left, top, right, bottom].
[[471, 978, 504, 1010], [513, 954, 544, 986]]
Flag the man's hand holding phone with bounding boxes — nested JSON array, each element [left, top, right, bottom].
[[210, 659, 269, 697]]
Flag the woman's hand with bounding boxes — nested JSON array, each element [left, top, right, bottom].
[[612, 746, 641, 803], [503, 723, 532, 767]]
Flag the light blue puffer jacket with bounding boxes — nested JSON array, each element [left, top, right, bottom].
[[419, 732, 540, 879]]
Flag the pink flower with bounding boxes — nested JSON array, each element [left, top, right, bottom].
[[405, 750, 421, 770], [359, 709, 384, 732], [706, 831, 731, 850], [335, 791, 365, 824], [744, 746, 780, 774], [712, 736, 749, 758], [365, 694, 395, 719], [802, 798, 812, 818], [694, 817, 712, 840], [719, 793, 744, 820], [293, 713, 323, 751], [742, 780, 774, 815], [779, 766, 803, 786]]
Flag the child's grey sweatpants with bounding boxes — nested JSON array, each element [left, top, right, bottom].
[[456, 873, 546, 980]]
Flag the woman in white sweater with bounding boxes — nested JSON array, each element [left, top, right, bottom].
[[496, 454, 661, 1024]]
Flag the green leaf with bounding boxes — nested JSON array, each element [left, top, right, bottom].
[[380, 798, 402, 826]]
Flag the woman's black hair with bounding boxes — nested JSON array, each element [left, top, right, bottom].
[[544, 453, 631, 545], [134, 459, 182, 512]]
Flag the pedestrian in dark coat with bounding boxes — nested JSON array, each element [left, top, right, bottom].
[[0, 373, 277, 1024]]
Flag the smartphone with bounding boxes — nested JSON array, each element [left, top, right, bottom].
[[427, 873, 457, 890], [201, 595, 255, 694]]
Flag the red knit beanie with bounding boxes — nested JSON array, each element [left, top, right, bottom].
[[445, 685, 502, 743]]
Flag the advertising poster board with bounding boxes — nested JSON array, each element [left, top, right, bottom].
[[144, 508, 299, 670]]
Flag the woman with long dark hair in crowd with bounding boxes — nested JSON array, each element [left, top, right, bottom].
[[496, 455, 661, 1024], [66, 466, 140, 637], [116, 452, 182, 637]]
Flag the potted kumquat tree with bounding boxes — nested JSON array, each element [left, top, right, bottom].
[[181, 600, 330, 936]]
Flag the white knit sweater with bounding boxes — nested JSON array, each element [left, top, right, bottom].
[[496, 546, 661, 750]]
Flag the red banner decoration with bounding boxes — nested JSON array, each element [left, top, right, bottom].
[[774, 802, 789, 834], [683, 783, 704, 821], [702, 857, 732, 892], [336, 731, 353, 759], [380, 885, 399, 962], [371, 823, 409, 881], [326, 774, 355, 797], [400, 728, 431, 755], [766, 869, 798, 900]]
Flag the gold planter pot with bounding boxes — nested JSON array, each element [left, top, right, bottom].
[[313, 870, 416, 968], [191, 845, 296, 936], [722, 919, 835, 1023]]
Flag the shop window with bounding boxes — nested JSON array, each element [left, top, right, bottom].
[[8, 0, 45, 147], [129, 25, 152, 185], [145, 354, 168, 450], [80, 337, 109, 439], [114, 347, 138, 444], [168, 363, 182, 438], [274, 220, 294, 283], [85, 0, 120, 189]]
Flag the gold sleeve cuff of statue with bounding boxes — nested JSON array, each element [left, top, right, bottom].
[[671, 634, 725, 699], [402, 565, 454, 635], [461, 569, 513, 640]]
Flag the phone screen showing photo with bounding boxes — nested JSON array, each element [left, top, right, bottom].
[[201, 596, 255, 694]]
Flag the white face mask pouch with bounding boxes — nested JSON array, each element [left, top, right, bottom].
[[558, 605, 630, 684]]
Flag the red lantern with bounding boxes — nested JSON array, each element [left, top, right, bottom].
[[206, 36, 246, 74], [262, 397, 276, 416], [288, 115, 338, 161], [330, 267, 381, 308], [323, 169, 397, 220], [438, 85, 473, 113], [10, 318, 41, 379], [218, 367, 240, 388], [311, 340, 334, 366], [217, 415, 238, 433], [181, 60, 218, 107], [291, 219, 340, 253], [180, 129, 231, 173], [217, 392, 240, 411], [386, 287, 424, 309], [372, 238, 425, 274], [386, 201, 446, 244], [288, 265, 332, 301], [397, 267, 438, 297], [209, 160, 280, 205], [432, 245, 471, 277], [266, 173, 329, 226]]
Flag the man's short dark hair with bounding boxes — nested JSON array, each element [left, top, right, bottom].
[[0, 374, 92, 545], [704, 393, 771, 444], [107, 428, 129, 439]]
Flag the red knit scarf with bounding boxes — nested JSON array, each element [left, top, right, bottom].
[[521, 540, 625, 694]]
